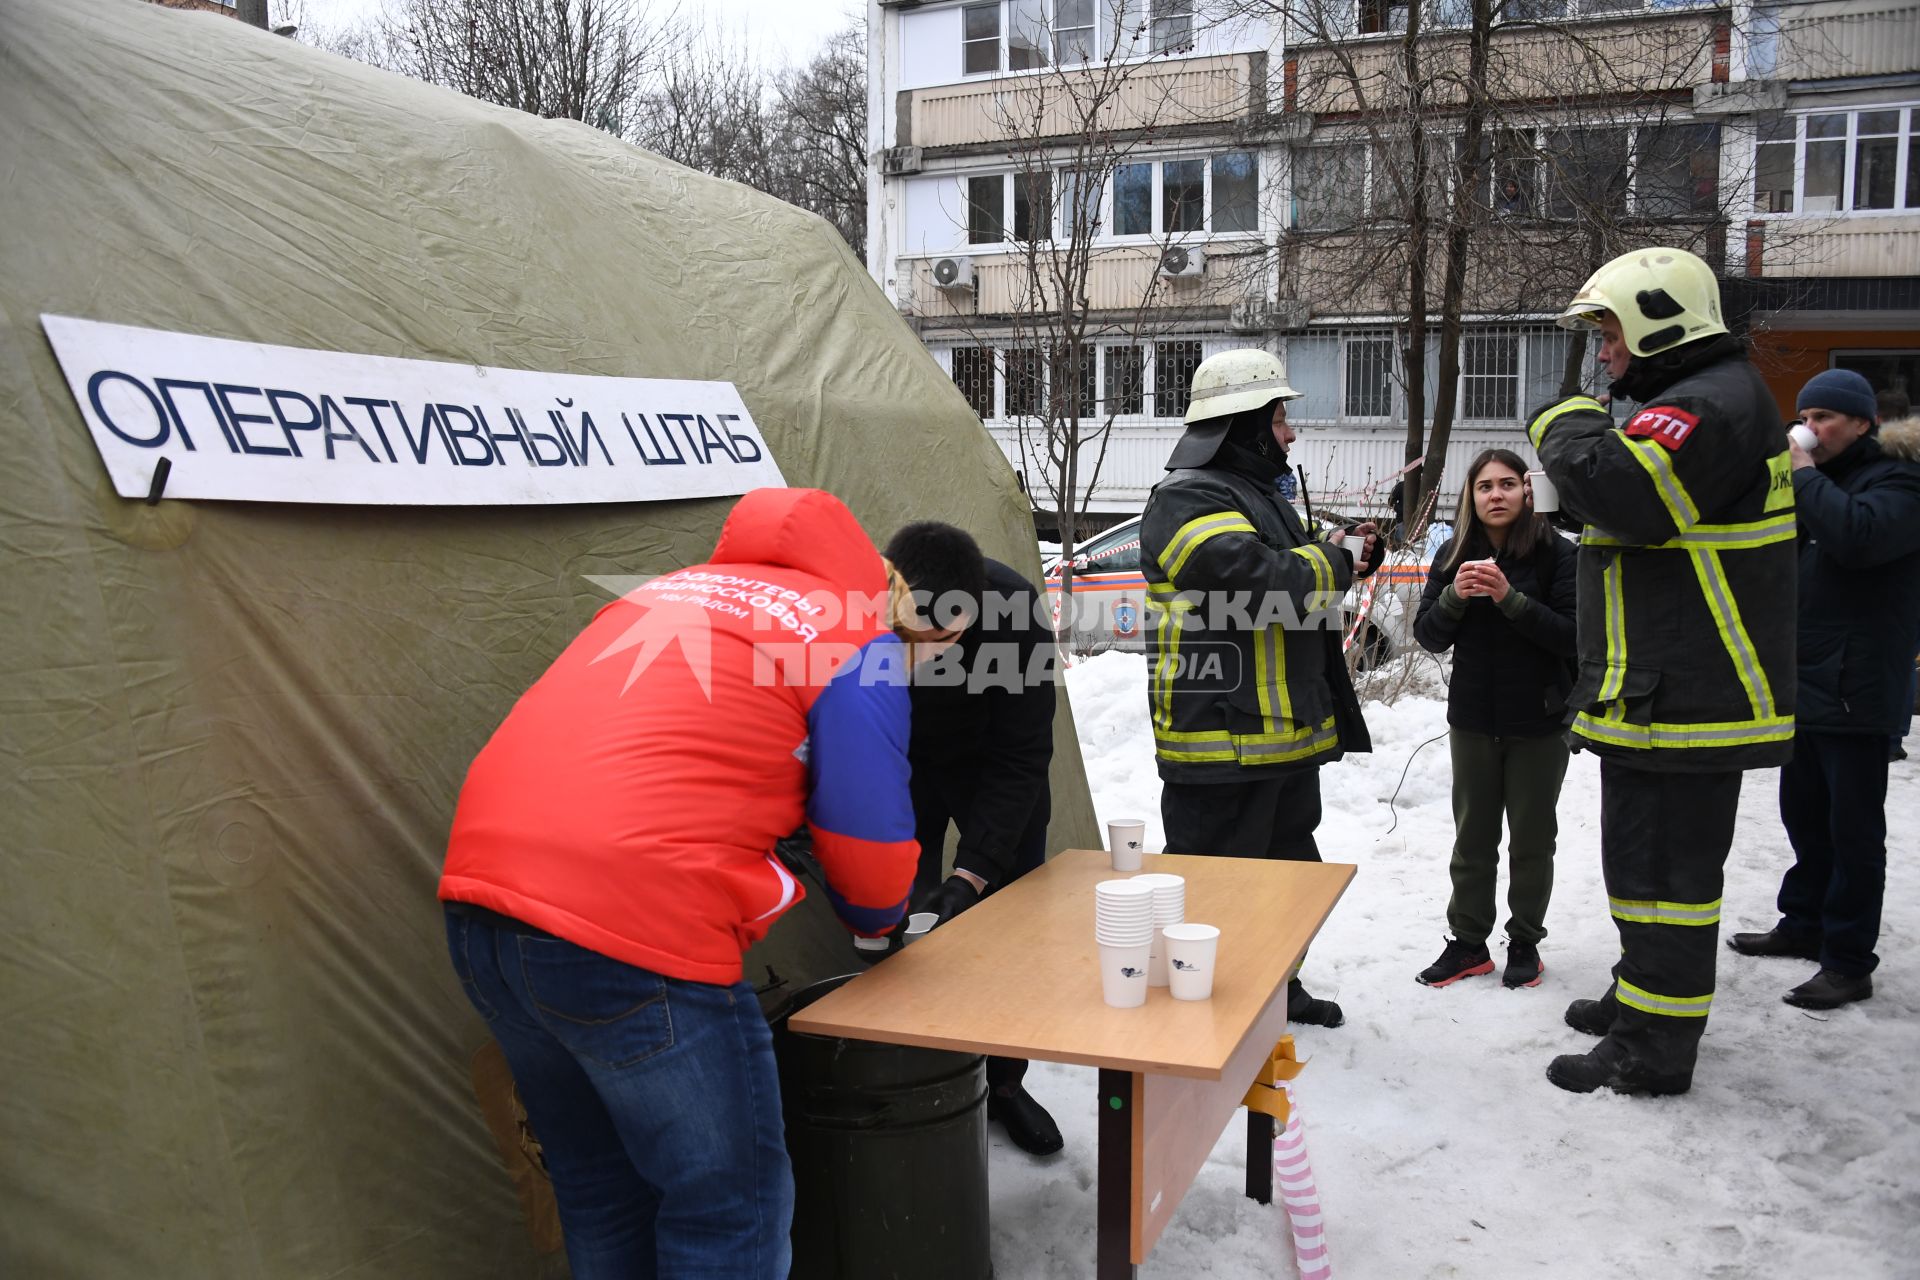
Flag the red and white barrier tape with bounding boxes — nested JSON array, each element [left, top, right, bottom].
[[1276, 1083, 1331, 1279]]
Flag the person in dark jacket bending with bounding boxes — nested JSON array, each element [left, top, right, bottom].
[[1412, 448, 1579, 990], [885, 522, 1064, 1155], [1530, 247, 1796, 1097], [1140, 348, 1381, 1029], [1727, 373, 1920, 1009]]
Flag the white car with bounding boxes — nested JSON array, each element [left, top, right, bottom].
[[1044, 516, 1430, 665]]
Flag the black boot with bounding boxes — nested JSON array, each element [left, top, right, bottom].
[[988, 1084, 1064, 1156], [1546, 1039, 1691, 1096], [1415, 937, 1493, 987], [1783, 968, 1873, 1010], [1727, 928, 1820, 960], [1502, 939, 1544, 989], [1288, 978, 1344, 1028], [1563, 998, 1612, 1036]]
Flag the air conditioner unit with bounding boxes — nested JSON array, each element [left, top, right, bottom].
[[931, 257, 975, 291], [881, 145, 923, 176], [1159, 245, 1206, 278]]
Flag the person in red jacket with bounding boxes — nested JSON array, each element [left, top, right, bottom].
[[439, 487, 933, 1279]]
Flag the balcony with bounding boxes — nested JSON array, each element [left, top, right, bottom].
[[1288, 11, 1723, 116], [898, 244, 1267, 319], [897, 53, 1265, 153], [1772, 0, 1920, 79], [1755, 214, 1920, 277]]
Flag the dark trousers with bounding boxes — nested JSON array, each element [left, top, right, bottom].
[[1584, 761, 1743, 1082], [1777, 731, 1889, 977], [911, 768, 1050, 1092], [1160, 769, 1324, 862], [1446, 728, 1569, 946]]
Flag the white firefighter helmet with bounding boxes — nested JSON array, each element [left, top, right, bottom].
[[1182, 348, 1300, 426], [1556, 247, 1727, 357]]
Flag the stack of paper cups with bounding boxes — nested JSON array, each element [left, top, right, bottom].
[[1129, 873, 1187, 987], [1094, 879, 1155, 1008]]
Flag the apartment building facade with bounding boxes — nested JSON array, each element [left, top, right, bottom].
[[866, 1, 1915, 528]]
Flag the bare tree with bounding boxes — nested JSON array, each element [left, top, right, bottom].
[[775, 24, 869, 253]]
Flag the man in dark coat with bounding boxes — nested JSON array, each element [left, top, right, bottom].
[[1728, 372, 1920, 1009], [884, 522, 1063, 1155], [1530, 247, 1796, 1096], [1139, 348, 1380, 1029]]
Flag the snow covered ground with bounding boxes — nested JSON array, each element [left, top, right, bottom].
[[983, 651, 1920, 1278]]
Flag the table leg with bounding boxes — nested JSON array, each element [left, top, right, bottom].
[[1245, 1110, 1274, 1204], [1097, 1068, 1136, 1280]]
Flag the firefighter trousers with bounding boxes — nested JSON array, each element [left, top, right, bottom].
[[1585, 760, 1743, 1082]]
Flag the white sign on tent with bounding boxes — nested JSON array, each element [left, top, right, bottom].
[[42, 315, 786, 505]]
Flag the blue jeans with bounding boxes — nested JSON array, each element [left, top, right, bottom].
[[445, 908, 793, 1279]]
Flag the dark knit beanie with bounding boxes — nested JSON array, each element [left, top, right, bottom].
[[1796, 369, 1878, 424]]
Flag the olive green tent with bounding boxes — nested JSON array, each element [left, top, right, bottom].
[[0, 0, 1098, 1273]]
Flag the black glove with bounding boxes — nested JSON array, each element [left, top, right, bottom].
[[919, 875, 982, 927]]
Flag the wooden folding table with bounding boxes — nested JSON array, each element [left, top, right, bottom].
[[789, 849, 1355, 1278]]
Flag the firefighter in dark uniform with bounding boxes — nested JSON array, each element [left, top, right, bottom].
[[1531, 247, 1796, 1095], [1141, 349, 1381, 1028]]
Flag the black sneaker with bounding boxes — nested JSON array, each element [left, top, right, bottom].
[[1416, 937, 1494, 987], [1287, 978, 1345, 1028], [1503, 939, 1544, 988], [987, 1084, 1064, 1156], [1783, 968, 1873, 1010], [1727, 928, 1820, 961]]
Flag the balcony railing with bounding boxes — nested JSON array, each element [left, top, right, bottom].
[[1288, 11, 1722, 114], [1755, 214, 1920, 277], [1772, 1, 1920, 79], [899, 245, 1265, 318], [899, 53, 1262, 152]]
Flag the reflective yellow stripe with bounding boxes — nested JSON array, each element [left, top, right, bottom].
[[1689, 548, 1775, 720], [1621, 435, 1700, 532], [1609, 896, 1723, 926], [1598, 555, 1627, 702], [1528, 395, 1606, 449], [1150, 597, 1182, 731], [1573, 710, 1796, 750], [1615, 978, 1712, 1018], [1154, 718, 1340, 765], [1252, 622, 1294, 730], [1764, 450, 1795, 512], [1581, 512, 1796, 551], [1159, 512, 1256, 586]]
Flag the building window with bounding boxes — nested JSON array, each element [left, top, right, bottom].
[[1060, 169, 1104, 238], [1545, 128, 1628, 220], [1294, 145, 1367, 229], [1213, 152, 1259, 232], [1151, 0, 1193, 51], [1006, 348, 1043, 417], [1343, 332, 1394, 420], [1162, 159, 1205, 233], [1115, 162, 1154, 235], [963, 4, 1002, 75], [1014, 169, 1053, 241], [1052, 344, 1098, 418], [1154, 340, 1204, 417], [1461, 333, 1519, 421], [1635, 123, 1719, 218], [1054, 0, 1097, 63], [968, 175, 1006, 243], [953, 348, 996, 419], [1104, 345, 1145, 415], [1750, 107, 1920, 216], [1009, 0, 1048, 70]]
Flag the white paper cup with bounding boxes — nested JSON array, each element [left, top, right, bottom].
[[1789, 423, 1819, 452], [1099, 940, 1152, 1008], [1163, 923, 1220, 1001], [901, 911, 939, 944], [1107, 819, 1147, 871], [1149, 928, 1169, 987], [1526, 470, 1559, 513]]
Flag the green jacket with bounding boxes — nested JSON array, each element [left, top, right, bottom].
[[1530, 337, 1796, 771], [1140, 439, 1371, 782]]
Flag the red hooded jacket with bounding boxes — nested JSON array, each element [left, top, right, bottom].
[[440, 488, 918, 985]]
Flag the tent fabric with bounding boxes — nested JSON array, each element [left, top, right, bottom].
[[0, 0, 1100, 1273]]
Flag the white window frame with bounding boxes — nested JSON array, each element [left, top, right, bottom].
[[956, 0, 1197, 80], [1751, 105, 1919, 219], [950, 151, 1263, 251]]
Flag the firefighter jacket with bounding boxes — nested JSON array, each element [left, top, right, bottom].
[[1529, 336, 1796, 771], [1141, 438, 1372, 782]]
